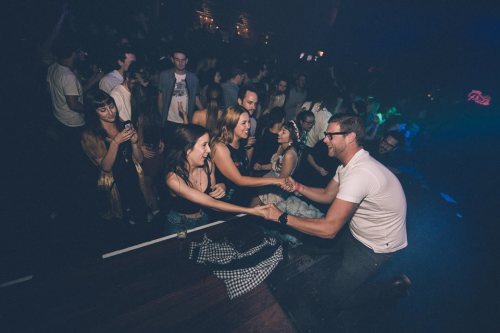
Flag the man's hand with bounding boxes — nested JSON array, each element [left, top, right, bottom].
[[265, 204, 283, 222], [209, 183, 226, 199], [280, 176, 296, 192]]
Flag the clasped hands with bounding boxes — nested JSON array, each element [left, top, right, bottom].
[[277, 176, 297, 192], [253, 203, 284, 222]]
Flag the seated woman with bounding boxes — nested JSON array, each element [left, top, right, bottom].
[[211, 105, 287, 205], [191, 83, 223, 135], [252, 107, 286, 172], [81, 88, 148, 224], [252, 120, 302, 206], [165, 124, 269, 235]]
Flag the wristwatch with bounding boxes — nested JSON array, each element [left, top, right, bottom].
[[278, 212, 288, 225]]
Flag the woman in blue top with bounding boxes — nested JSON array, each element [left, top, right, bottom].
[[164, 124, 269, 235]]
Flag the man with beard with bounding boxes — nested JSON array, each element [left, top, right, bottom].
[[263, 113, 410, 312]]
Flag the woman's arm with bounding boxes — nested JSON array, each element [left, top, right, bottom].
[[101, 128, 137, 171], [212, 143, 285, 187], [253, 162, 272, 171], [307, 152, 329, 176], [166, 173, 268, 217], [128, 125, 143, 163], [278, 149, 298, 178]]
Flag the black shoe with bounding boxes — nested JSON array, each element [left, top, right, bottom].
[[391, 273, 412, 297]]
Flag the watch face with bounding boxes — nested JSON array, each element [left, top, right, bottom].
[[279, 212, 288, 225]]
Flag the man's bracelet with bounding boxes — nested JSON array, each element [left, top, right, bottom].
[[295, 182, 303, 193]]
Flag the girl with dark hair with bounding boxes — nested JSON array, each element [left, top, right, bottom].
[[164, 124, 269, 235], [211, 106, 287, 205], [192, 83, 223, 135], [253, 107, 286, 167], [252, 120, 302, 206], [81, 88, 147, 223]]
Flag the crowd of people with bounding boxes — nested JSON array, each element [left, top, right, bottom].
[[41, 4, 423, 315]]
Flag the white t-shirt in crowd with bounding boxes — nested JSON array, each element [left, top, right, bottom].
[[167, 73, 188, 123], [110, 84, 131, 121], [333, 149, 407, 253], [99, 70, 123, 94], [301, 101, 332, 148], [46, 62, 85, 127]]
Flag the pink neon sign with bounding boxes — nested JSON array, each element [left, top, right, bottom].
[[468, 90, 491, 106]]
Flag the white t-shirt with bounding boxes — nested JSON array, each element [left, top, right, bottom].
[[301, 101, 332, 148], [167, 73, 188, 123], [99, 70, 123, 94], [46, 63, 85, 127], [333, 149, 407, 253], [110, 84, 131, 121]]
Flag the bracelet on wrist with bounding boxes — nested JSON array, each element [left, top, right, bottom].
[[295, 182, 303, 192]]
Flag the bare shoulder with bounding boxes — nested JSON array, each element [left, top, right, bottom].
[[212, 141, 229, 157]]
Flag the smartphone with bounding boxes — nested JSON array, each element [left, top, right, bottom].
[[123, 120, 133, 130]]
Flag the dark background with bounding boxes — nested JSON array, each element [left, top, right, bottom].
[[3, 0, 500, 329]]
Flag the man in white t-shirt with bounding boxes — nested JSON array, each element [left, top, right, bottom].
[[99, 47, 136, 94], [263, 113, 410, 311], [47, 39, 86, 138]]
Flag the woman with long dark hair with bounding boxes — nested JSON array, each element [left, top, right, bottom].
[[81, 88, 147, 223], [164, 124, 269, 234]]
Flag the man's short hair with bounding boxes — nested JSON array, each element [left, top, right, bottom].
[[229, 65, 246, 79], [328, 112, 365, 146], [238, 84, 258, 100], [52, 36, 81, 59], [296, 110, 314, 123], [113, 46, 135, 69], [384, 130, 405, 147]]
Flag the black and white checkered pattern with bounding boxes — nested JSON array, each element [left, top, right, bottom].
[[189, 235, 283, 299]]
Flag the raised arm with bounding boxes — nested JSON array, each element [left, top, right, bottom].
[[212, 143, 285, 187]]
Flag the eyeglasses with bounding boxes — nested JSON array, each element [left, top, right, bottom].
[[323, 131, 349, 140]]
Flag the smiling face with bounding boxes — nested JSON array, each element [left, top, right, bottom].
[[234, 112, 250, 140], [96, 102, 117, 123], [187, 133, 211, 167], [323, 122, 348, 158], [238, 91, 258, 116]]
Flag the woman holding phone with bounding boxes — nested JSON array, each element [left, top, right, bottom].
[[81, 88, 147, 224]]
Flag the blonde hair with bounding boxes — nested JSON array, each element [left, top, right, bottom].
[[212, 105, 249, 146]]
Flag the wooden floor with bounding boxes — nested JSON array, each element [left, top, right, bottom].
[[1, 216, 297, 333]]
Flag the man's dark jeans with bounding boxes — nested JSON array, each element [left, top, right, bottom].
[[324, 230, 393, 310]]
